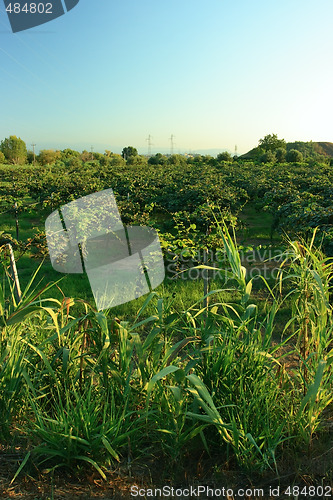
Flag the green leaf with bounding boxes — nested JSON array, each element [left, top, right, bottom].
[[10, 452, 31, 484], [298, 360, 326, 415], [75, 456, 106, 480], [102, 437, 120, 462], [147, 365, 181, 395]]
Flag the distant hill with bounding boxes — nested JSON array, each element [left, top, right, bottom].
[[317, 142, 333, 156], [241, 141, 333, 160], [240, 147, 261, 160]]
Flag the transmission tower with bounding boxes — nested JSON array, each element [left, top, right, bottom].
[[90, 146, 94, 160], [146, 135, 153, 156], [31, 143, 36, 166], [169, 134, 175, 155], [234, 145, 238, 157]]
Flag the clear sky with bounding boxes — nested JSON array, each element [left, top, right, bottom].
[[0, 0, 333, 155]]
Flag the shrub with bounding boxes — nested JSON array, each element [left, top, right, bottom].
[[276, 147, 287, 163], [217, 151, 232, 162], [259, 150, 276, 163], [286, 149, 303, 163]]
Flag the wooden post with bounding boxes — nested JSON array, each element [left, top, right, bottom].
[[14, 202, 19, 241], [6, 243, 22, 303]]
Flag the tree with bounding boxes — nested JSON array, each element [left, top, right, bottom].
[[38, 149, 61, 166], [258, 133, 286, 152], [276, 148, 287, 163], [81, 150, 92, 162], [127, 155, 148, 166], [68, 157, 83, 168], [217, 151, 232, 162], [26, 150, 35, 164], [92, 152, 105, 163], [60, 149, 80, 161], [0, 151, 6, 164], [201, 155, 214, 164], [0, 135, 27, 164], [99, 153, 124, 166], [259, 150, 276, 163], [122, 146, 138, 160], [168, 154, 187, 166], [108, 154, 125, 166], [286, 149, 303, 163], [148, 153, 167, 165]]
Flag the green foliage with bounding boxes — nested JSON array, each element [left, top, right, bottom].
[[148, 153, 168, 165], [286, 149, 303, 163], [243, 140, 333, 162], [60, 148, 80, 161], [26, 150, 35, 164], [287, 141, 328, 161], [122, 146, 138, 160], [167, 154, 187, 166], [259, 150, 276, 163], [92, 152, 105, 163], [0, 145, 332, 483], [0, 135, 27, 165], [38, 149, 61, 166], [277, 234, 333, 442], [80, 150, 93, 162], [126, 154, 148, 166], [108, 153, 125, 166], [0, 223, 332, 479], [68, 157, 83, 168], [27, 379, 129, 478], [275, 147, 286, 163], [0, 151, 6, 164], [216, 151, 232, 162], [258, 133, 286, 152]]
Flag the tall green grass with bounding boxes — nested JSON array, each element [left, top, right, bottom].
[[0, 225, 332, 481]]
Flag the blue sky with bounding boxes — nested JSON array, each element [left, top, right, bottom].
[[0, 0, 333, 155]]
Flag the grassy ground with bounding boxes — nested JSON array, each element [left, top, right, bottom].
[[237, 204, 282, 244], [1, 441, 332, 499], [1, 203, 332, 499], [2, 202, 285, 315]]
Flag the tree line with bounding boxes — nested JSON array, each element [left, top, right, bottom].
[[1, 134, 332, 168]]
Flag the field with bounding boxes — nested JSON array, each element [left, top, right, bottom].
[[0, 155, 332, 499]]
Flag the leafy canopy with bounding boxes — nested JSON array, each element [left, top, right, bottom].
[[258, 133, 286, 152], [0, 135, 27, 165], [38, 149, 61, 166], [286, 149, 303, 163], [122, 146, 138, 160], [217, 151, 232, 162]]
